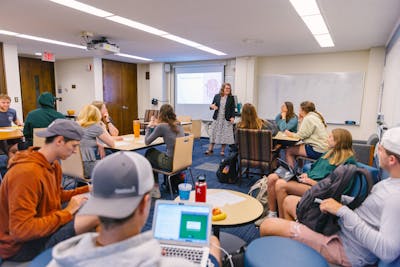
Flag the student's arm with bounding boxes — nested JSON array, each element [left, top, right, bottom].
[[60, 185, 90, 202], [14, 118, 23, 126], [7, 170, 73, 241], [324, 196, 400, 263], [98, 130, 115, 148], [291, 116, 314, 139], [145, 124, 163, 145]]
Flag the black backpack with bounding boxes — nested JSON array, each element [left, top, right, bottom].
[[296, 164, 373, 236], [216, 152, 239, 184]]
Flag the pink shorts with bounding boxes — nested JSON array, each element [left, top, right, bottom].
[[289, 222, 351, 267]]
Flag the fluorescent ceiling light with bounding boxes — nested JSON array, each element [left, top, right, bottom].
[[106, 16, 168, 36], [17, 34, 86, 49], [289, 0, 320, 16], [35, 52, 42, 56], [196, 46, 226, 56], [289, 0, 334, 47], [302, 15, 329, 35], [115, 53, 152, 61], [0, 30, 18, 36], [314, 34, 334, 47], [49, 0, 113, 17], [49, 0, 226, 56]]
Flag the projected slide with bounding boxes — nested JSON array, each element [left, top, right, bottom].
[[176, 72, 221, 104]]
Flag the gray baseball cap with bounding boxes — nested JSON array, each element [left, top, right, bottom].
[[79, 151, 154, 219], [36, 119, 84, 140], [381, 127, 400, 155]]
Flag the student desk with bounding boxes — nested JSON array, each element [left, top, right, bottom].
[[107, 134, 164, 151], [273, 131, 301, 147], [0, 127, 23, 141]]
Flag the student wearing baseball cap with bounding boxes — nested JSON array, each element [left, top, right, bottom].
[[0, 119, 99, 262], [260, 127, 400, 266], [48, 151, 221, 267]]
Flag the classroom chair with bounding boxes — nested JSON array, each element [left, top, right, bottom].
[[352, 133, 379, 166], [177, 115, 192, 134], [244, 236, 329, 267], [60, 146, 91, 187], [28, 248, 52, 267], [237, 129, 278, 180], [140, 109, 160, 133], [32, 128, 46, 147], [152, 134, 195, 198]]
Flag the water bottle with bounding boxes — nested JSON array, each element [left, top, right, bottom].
[[195, 175, 207, 202]]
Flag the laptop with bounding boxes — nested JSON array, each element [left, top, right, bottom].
[[152, 200, 212, 267], [274, 158, 301, 182]]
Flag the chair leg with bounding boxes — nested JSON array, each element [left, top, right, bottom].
[[167, 175, 174, 199], [187, 167, 195, 187]]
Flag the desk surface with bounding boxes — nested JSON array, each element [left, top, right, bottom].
[[273, 131, 300, 142], [109, 134, 164, 151], [176, 189, 263, 227], [0, 126, 24, 141]]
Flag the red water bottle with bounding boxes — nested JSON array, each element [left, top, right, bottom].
[[195, 175, 207, 202]]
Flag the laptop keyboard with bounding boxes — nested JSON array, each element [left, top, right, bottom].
[[161, 245, 203, 264]]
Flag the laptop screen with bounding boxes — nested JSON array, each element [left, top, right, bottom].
[[152, 200, 211, 246]]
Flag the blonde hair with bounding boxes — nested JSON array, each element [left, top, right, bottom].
[[322, 128, 354, 165], [237, 103, 264, 129], [77, 104, 101, 128]]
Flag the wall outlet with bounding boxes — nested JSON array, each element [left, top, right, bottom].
[[14, 97, 18, 102]]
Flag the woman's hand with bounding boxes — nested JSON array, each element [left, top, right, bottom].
[[230, 117, 235, 124], [284, 130, 292, 137], [281, 111, 287, 120], [210, 104, 218, 110], [97, 144, 106, 159]]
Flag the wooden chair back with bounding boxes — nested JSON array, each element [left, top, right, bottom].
[[61, 146, 86, 180], [191, 120, 202, 139], [33, 128, 46, 147], [171, 134, 194, 172]]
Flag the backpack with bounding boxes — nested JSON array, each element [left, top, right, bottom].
[[216, 152, 239, 184], [248, 176, 269, 211], [296, 164, 373, 236]]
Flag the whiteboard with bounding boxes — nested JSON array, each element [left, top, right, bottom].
[[257, 72, 365, 124]]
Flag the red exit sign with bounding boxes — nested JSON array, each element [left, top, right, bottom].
[[42, 52, 55, 62]]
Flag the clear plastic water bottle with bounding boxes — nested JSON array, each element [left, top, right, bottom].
[[195, 175, 207, 202]]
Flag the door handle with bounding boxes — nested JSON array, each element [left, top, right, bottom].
[[122, 105, 128, 110]]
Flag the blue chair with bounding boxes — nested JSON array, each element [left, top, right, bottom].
[[379, 256, 400, 267], [244, 236, 329, 267], [28, 248, 52, 267]]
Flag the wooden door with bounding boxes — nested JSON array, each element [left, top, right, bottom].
[[102, 59, 137, 135], [19, 57, 55, 119], [0, 43, 7, 94]]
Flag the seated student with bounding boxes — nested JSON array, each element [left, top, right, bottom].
[[77, 105, 115, 178], [0, 94, 23, 127], [91, 100, 120, 137], [144, 104, 184, 199], [237, 103, 278, 136], [48, 151, 222, 267], [0, 119, 99, 262], [284, 101, 328, 168], [259, 127, 400, 267], [275, 101, 298, 132], [23, 92, 65, 147], [265, 128, 356, 218]]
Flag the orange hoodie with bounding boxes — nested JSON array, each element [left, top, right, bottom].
[[0, 147, 89, 259]]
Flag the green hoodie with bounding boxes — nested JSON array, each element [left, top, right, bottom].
[[23, 92, 65, 146]]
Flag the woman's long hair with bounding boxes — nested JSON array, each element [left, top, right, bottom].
[[322, 128, 354, 165], [285, 101, 296, 122], [237, 103, 264, 129], [219, 83, 232, 96], [158, 104, 180, 134], [300, 101, 327, 127], [77, 104, 101, 128]]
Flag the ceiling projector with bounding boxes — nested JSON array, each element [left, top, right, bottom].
[[86, 37, 120, 55]]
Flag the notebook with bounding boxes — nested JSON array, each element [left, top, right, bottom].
[[152, 200, 212, 267], [274, 158, 301, 182]]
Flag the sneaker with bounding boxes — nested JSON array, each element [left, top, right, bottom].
[[151, 187, 161, 199]]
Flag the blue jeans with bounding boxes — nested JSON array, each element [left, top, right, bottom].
[[6, 220, 75, 262]]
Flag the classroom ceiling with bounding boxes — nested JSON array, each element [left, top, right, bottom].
[[0, 0, 399, 63]]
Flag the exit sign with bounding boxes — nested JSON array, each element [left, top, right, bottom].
[[42, 52, 55, 62]]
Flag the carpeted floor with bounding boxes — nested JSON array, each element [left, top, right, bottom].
[[141, 138, 262, 245]]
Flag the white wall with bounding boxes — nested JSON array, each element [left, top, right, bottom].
[[255, 49, 385, 140], [137, 64, 150, 118], [2, 44, 23, 121], [234, 56, 257, 104], [382, 36, 400, 128], [54, 57, 101, 114]]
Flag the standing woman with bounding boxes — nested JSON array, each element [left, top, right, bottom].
[[284, 101, 328, 168], [275, 101, 298, 132], [205, 83, 235, 156], [78, 104, 115, 178], [145, 104, 184, 199]]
